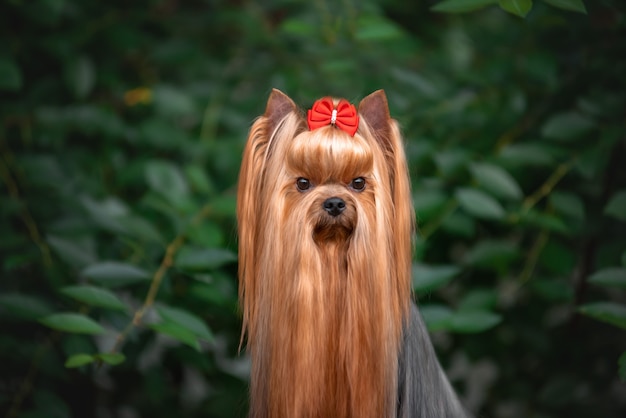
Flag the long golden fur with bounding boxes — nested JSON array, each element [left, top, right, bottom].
[[237, 89, 451, 418]]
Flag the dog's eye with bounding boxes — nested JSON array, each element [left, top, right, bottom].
[[296, 177, 311, 191], [350, 177, 366, 191]]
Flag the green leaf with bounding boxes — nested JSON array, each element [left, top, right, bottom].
[[517, 209, 570, 233], [431, 0, 498, 13], [321, 61, 356, 76], [434, 150, 470, 178], [355, 15, 405, 41], [541, 0, 587, 13], [185, 222, 224, 248], [145, 160, 190, 204], [185, 164, 214, 194], [499, 0, 533, 17], [469, 162, 523, 200], [79, 195, 129, 233], [604, 190, 626, 221], [540, 240, 576, 275], [413, 189, 448, 222], [578, 302, 626, 330], [498, 143, 555, 167], [139, 119, 190, 149], [65, 353, 96, 368], [463, 240, 519, 270], [117, 215, 166, 244], [96, 352, 126, 366], [60, 285, 127, 311], [280, 18, 316, 37], [189, 281, 236, 307], [0, 293, 53, 321], [39, 313, 106, 335], [441, 211, 476, 238], [149, 322, 200, 351], [64, 56, 95, 99], [541, 111, 594, 141], [455, 188, 506, 220], [47, 235, 97, 268], [550, 192, 585, 221], [458, 289, 498, 311], [174, 246, 237, 272], [80, 197, 165, 243], [0, 55, 22, 91], [81, 261, 151, 287], [155, 305, 214, 341], [210, 194, 237, 217], [447, 310, 502, 333], [588, 268, 626, 289], [413, 263, 461, 293], [619, 351, 626, 382], [152, 85, 196, 116], [391, 67, 442, 99], [419, 304, 454, 331]]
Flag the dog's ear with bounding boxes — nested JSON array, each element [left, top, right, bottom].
[[358, 89, 391, 141], [265, 88, 297, 135]]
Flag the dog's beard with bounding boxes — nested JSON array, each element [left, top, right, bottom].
[[257, 192, 394, 418]]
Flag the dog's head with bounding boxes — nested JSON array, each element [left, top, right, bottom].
[[238, 89, 413, 242]]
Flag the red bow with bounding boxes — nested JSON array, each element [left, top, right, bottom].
[[307, 97, 359, 136]]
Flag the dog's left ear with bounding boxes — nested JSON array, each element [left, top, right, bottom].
[[358, 89, 391, 142]]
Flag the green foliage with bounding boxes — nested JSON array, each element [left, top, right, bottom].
[[39, 313, 106, 335], [1, 0, 625, 417], [605, 190, 626, 221], [65, 352, 126, 368], [60, 285, 128, 311], [578, 302, 626, 330], [588, 268, 626, 289], [432, 0, 587, 16], [498, 0, 533, 18]]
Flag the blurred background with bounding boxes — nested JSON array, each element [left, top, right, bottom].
[[1, 0, 625, 417]]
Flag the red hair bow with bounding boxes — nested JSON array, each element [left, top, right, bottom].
[[307, 97, 359, 136]]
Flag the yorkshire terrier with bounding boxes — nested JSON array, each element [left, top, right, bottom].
[[237, 89, 470, 418]]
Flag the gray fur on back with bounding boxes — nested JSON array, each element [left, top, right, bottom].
[[397, 303, 471, 418]]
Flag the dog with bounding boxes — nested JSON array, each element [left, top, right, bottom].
[[236, 89, 470, 418]]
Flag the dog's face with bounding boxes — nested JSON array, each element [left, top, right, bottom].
[[280, 126, 378, 244]]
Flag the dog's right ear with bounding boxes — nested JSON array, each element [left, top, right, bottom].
[[265, 88, 297, 135]]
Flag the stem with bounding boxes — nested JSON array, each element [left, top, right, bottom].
[[0, 152, 52, 267], [110, 203, 212, 354], [522, 160, 573, 212], [517, 229, 550, 286]]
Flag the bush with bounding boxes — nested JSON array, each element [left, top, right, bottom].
[[1, 0, 625, 417]]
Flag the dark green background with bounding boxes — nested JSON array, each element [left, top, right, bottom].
[[1, 1, 625, 417]]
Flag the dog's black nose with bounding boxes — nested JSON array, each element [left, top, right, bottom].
[[323, 197, 346, 217]]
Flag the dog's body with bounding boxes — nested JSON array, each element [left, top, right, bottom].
[[398, 304, 468, 417], [237, 89, 469, 418]]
